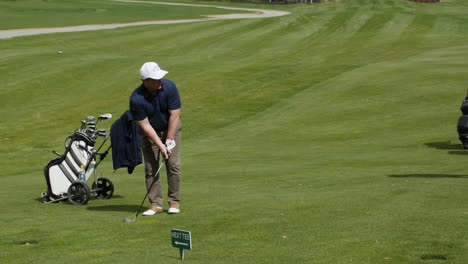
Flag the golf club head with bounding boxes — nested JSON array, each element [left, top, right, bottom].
[[97, 132, 107, 137], [86, 116, 95, 122], [123, 217, 136, 223], [98, 113, 112, 120]]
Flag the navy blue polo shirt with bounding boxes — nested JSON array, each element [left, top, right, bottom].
[[129, 79, 181, 131]]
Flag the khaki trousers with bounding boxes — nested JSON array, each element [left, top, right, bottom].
[[141, 121, 181, 207]]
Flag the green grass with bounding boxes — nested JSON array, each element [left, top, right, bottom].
[[1, 0, 468, 263], [0, 0, 237, 29]]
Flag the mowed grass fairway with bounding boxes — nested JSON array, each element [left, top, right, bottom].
[[0, 0, 236, 29], [1, 0, 468, 263]]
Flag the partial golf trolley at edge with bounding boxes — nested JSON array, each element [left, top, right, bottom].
[[42, 113, 114, 205]]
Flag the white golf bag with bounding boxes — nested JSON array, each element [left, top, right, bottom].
[[42, 114, 113, 205]]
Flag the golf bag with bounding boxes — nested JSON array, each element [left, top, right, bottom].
[[457, 95, 468, 149], [42, 114, 113, 205]]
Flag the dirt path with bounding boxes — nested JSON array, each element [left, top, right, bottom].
[[0, 1, 289, 39]]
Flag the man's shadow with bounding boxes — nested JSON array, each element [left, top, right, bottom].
[[86, 204, 141, 212]]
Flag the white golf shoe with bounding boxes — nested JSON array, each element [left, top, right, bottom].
[[168, 203, 180, 214], [142, 206, 163, 216]]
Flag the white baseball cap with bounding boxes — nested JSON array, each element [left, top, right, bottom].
[[139, 62, 168, 80]]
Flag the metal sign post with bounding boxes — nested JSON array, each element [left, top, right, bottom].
[[171, 229, 192, 261]]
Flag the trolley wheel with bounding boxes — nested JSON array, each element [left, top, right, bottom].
[[67, 182, 90, 205], [41, 195, 50, 203], [92, 177, 114, 199]]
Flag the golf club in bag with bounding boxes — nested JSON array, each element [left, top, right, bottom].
[[123, 161, 165, 223], [42, 113, 113, 205], [457, 93, 468, 149]]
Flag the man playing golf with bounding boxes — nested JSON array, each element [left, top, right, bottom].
[[129, 61, 182, 215]]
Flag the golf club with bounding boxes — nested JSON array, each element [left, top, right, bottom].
[[96, 113, 112, 127], [96, 129, 107, 137], [123, 161, 165, 223]]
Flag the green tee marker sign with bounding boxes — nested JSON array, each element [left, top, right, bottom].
[[171, 229, 192, 261]]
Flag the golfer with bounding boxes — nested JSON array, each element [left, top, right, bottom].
[[129, 61, 182, 215]]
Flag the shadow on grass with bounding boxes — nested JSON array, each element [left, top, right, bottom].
[[86, 204, 141, 212], [34, 194, 124, 204], [35, 195, 142, 213], [447, 150, 468, 155], [425, 141, 468, 155], [388, 174, 468, 179], [425, 141, 463, 150]]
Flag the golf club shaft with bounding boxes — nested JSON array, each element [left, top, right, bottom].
[[133, 161, 165, 218]]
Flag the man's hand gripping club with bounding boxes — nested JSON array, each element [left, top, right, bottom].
[[136, 118, 169, 159]]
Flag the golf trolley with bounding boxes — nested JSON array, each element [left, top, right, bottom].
[[42, 113, 114, 205]]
